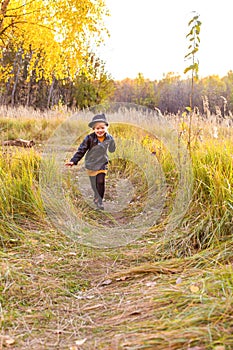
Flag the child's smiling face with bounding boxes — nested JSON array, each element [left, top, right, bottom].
[[93, 122, 108, 137]]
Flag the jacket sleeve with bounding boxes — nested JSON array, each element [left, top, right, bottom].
[[108, 135, 116, 153], [70, 135, 90, 164]]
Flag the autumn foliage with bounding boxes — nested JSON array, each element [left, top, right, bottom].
[[0, 0, 108, 82]]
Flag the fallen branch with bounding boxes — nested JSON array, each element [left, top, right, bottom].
[[2, 138, 35, 148]]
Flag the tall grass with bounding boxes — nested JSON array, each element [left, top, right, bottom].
[[0, 109, 232, 255], [154, 136, 233, 257], [0, 105, 68, 142], [0, 147, 43, 245], [190, 139, 233, 246]]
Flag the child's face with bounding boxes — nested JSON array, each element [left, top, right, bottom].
[[93, 122, 108, 137]]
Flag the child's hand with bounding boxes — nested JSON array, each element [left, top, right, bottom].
[[65, 161, 74, 167]]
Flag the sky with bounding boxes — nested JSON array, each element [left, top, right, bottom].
[[99, 0, 233, 81]]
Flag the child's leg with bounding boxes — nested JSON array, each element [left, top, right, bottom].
[[96, 173, 106, 203], [89, 176, 99, 202]]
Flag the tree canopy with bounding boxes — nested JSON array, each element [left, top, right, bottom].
[[0, 0, 109, 82]]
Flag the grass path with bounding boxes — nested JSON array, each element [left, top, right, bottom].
[[1, 227, 232, 350]]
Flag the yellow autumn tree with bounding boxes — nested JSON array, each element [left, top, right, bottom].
[[0, 0, 109, 82]]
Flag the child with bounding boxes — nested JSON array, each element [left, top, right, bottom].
[[65, 114, 116, 210]]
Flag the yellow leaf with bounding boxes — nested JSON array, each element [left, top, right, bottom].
[[190, 285, 199, 293]]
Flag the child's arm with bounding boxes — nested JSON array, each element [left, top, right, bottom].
[[65, 135, 90, 166]]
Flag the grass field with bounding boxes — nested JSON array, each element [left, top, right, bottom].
[[0, 106, 233, 349]]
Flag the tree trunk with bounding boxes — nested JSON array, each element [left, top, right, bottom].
[[11, 50, 22, 107], [26, 78, 31, 106], [47, 77, 55, 108]]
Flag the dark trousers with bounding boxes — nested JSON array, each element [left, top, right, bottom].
[[89, 173, 106, 204]]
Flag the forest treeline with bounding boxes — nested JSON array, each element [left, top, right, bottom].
[[1, 1, 233, 116], [1, 68, 233, 117], [111, 72, 233, 116], [0, 51, 114, 110]]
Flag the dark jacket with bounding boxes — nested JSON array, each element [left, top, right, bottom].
[[70, 132, 116, 170]]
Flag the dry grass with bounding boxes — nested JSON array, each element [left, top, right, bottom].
[[1, 234, 233, 349]]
